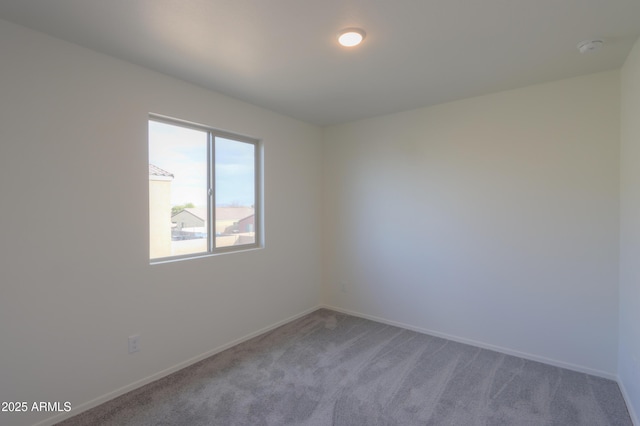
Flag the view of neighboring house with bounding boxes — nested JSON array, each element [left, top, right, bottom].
[[172, 207, 207, 239], [237, 214, 254, 233], [148, 164, 173, 259], [215, 207, 255, 247], [169, 206, 255, 250], [222, 213, 254, 234], [222, 213, 256, 246], [215, 207, 254, 234]]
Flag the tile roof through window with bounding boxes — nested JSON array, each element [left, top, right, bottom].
[[149, 163, 174, 177]]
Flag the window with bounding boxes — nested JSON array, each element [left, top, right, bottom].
[[148, 115, 260, 261]]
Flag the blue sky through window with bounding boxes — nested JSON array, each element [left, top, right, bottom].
[[149, 120, 255, 208]]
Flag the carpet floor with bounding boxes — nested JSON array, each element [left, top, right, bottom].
[[57, 309, 632, 425]]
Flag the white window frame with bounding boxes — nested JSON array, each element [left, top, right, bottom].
[[149, 114, 262, 263]]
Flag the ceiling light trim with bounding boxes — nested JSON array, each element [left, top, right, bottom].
[[338, 28, 366, 47]]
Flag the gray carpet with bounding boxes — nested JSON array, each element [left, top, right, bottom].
[[57, 309, 632, 425]]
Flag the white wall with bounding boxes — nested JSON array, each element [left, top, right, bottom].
[[619, 37, 640, 424], [0, 19, 323, 426], [323, 71, 621, 376], [0, 16, 634, 426]]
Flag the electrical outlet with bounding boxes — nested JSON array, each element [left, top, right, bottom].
[[340, 281, 349, 293], [128, 334, 140, 354]]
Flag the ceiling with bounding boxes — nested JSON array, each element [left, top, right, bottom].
[[1, 1, 639, 126]]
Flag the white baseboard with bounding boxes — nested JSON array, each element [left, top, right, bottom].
[[618, 376, 639, 426], [34, 304, 625, 426], [34, 305, 322, 426], [320, 304, 618, 381]]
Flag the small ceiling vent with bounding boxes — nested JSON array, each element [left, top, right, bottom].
[[577, 39, 604, 54]]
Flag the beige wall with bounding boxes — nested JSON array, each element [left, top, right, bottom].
[[149, 177, 172, 259], [323, 70, 620, 377], [619, 36, 640, 424]]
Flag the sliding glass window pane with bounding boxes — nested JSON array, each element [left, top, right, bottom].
[[149, 120, 208, 259], [215, 137, 256, 248]]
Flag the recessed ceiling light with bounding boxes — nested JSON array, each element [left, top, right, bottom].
[[338, 28, 366, 47]]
